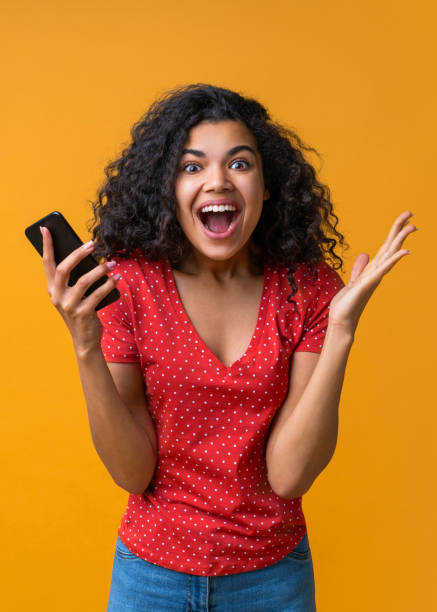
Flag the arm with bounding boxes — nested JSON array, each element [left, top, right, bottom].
[[40, 226, 157, 495], [76, 350, 157, 494], [266, 211, 417, 499], [266, 326, 353, 499]]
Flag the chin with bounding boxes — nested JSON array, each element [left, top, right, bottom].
[[199, 248, 240, 261]]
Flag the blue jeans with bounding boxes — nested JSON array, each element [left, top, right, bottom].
[[106, 532, 316, 611]]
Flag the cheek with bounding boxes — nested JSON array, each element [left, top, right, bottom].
[[175, 180, 196, 212], [241, 174, 264, 200], [246, 182, 264, 213], [244, 191, 264, 228]]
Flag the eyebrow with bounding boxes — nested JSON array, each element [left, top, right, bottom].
[[181, 145, 257, 158]]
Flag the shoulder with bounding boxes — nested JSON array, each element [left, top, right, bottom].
[[98, 255, 167, 322], [294, 259, 343, 284], [275, 259, 344, 295], [274, 260, 344, 318], [293, 260, 345, 298], [110, 255, 167, 288]]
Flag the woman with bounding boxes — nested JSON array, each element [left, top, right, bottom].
[[40, 84, 417, 611]]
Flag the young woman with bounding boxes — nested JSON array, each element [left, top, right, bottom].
[[40, 84, 417, 611]]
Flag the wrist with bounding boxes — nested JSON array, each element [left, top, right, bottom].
[[74, 342, 103, 362], [325, 320, 356, 346]]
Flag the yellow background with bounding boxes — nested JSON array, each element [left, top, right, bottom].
[[2, 1, 435, 610]]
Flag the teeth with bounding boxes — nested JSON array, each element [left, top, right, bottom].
[[200, 204, 237, 213]]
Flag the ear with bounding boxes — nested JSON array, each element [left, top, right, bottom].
[[264, 189, 270, 201]]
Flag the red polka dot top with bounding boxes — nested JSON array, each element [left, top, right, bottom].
[[97, 255, 344, 576]]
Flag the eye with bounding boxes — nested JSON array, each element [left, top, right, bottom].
[[230, 159, 250, 170], [182, 162, 201, 173]]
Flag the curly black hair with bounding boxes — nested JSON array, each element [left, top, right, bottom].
[[88, 83, 348, 300]]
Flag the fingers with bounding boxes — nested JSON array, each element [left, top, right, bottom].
[[63, 261, 118, 311], [54, 239, 96, 290], [348, 211, 417, 289], [373, 211, 413, 262], [41, 229, 117, 312], [75, 274, 121, 313], [375, 247, 410, 276], [385, 223, 417, 259], [40, 226, 57, 289]]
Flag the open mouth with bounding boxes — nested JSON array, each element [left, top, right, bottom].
[[197, 208, 240, 234]]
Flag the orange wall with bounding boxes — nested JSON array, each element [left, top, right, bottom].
[[2, 1, 435, 610]]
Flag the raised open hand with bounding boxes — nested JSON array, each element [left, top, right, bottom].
[[328, 211, 418, 334]]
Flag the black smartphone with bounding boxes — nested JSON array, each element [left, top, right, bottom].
[[25, 211, 120, 311]]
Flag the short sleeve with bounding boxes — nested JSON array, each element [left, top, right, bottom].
[[293, 261, 345, 353], [97, 271, 141, 363]]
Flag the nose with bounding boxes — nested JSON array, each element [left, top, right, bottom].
[[203, 164, 233, 192]]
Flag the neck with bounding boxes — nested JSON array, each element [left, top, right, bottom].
[[175, 243, 262, 282]]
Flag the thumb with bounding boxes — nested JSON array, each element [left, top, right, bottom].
[[349, 253, 369, 284]]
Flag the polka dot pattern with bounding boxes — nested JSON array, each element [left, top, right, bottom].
[[97, 256, 344, 576]]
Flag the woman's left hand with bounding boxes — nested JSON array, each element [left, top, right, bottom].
[[328, 211, 418, 335]]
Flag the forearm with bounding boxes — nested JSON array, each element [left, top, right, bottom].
[[75, 347, 157, 494], [267, 324, 354, 498]]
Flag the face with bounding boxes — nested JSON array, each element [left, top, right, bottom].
[[174, 120, 269, 264]]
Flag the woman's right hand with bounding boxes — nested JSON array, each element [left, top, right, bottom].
[[40, 226, 121, 356]]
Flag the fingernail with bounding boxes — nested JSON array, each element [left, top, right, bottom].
[[39, 226, 44, 235], [83, 240, 94, 249], [113, 273, 121, 283], [107, 260, 117, 270]]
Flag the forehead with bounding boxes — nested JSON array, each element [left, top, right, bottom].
[[182, 120, 258, 152]]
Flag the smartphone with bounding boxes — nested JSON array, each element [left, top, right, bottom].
[[25, 211, 120, 311]]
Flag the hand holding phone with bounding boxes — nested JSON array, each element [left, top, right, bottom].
[[25, 211, 121, 356], [25, 211, 120, 311], [38, 225, 121, 355]]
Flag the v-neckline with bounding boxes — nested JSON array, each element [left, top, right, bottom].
[[164, 258, 269, 373]]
